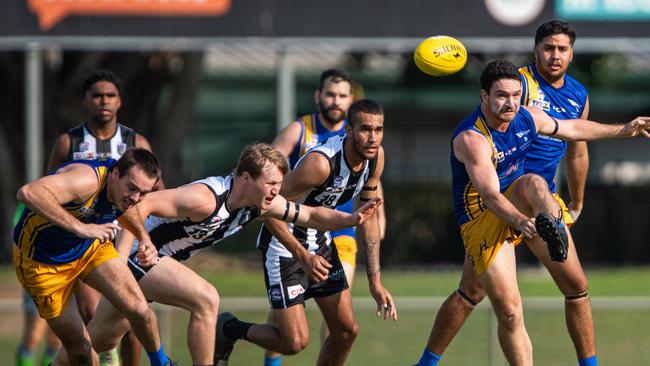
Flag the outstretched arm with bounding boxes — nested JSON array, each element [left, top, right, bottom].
[[526, 105, 650, 141], [118, 183, 217, 265]]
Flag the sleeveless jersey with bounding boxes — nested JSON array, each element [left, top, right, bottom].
[[258, 135, 376, 257], [140, 175, 260, 262], [68, 123, 136, 161], [287, 113, 355, 238], [13, 159, 121, 264], [451, 107, 537, 226], [519, 64, 588, 191]]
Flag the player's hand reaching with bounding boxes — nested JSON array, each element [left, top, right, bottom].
[[353, 197, 384, 226], [298, 253, 332, 283], [74, 222, 121, 243], [136, 238, 159, 267], [621, 116, 650, 138], [368, 276, 397, 321], [517, 217, 537, 239]]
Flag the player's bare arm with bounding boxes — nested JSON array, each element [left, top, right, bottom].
[[263, 194, 383, 231], [526, 105, 650, 140], [271, 121, 303, 156], [46, 133, 71, 172], [16, 163, 120, 243], [119, 184, 216, 265], [263, 151, 332, 282], [564, 98, 590, 221], [356, 148, 397, 320], [453, 131, 536, 238]]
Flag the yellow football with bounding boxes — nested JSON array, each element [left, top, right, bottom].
[[413, 36, 468, 77]]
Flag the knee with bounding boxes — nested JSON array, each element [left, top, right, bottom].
[[281, 334, 309, 355], [64, 339, 94, 364], [330, 321, 359, 345], [194, 284, 220, 316], [123, 300, 151, 325], [495, 303, 525, 330], [561, 274, 589, 298]]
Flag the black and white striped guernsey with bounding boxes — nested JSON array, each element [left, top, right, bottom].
[[257, 135, 376, 257], [143, 175, 260, 262], [68, 123, 136, 161]]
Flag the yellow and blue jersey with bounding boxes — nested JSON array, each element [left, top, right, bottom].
[[288, 113, 354, 238], [451, 107, 537, 226], [13, 159, 122, 265], [519, 64, 588, 192]]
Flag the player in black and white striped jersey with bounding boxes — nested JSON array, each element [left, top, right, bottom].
[[216, 99, 396, 366], [85, 143, 382, 366]]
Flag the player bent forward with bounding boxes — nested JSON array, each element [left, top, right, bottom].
[[13, 148, 173, 366], [85, 143, 382, 366]]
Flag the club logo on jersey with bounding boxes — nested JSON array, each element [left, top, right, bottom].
[[287, 284, 305, 300], [333, 176, 344, 188], [269, 287, 282, 301], [80, 142, 90, 152], [515, 129, 531, 142], [117, 143, 127, 155]]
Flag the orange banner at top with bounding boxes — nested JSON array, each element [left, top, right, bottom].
[[28, 0, 232, 31]]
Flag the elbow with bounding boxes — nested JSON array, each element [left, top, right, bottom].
[[16, 184, 34, 204]]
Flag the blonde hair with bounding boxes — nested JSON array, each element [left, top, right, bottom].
[[235, 143, 289, 178]]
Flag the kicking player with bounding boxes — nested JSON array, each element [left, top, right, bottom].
[[264, 68, 387, 366], [416, 20, 598, 366], [85, 143, 382, 366], [216, 99, 397, 366], [414, 59, 648, 365], [13, 148, 173, 366]]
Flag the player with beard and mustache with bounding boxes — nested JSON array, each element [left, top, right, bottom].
[[263, 68, 386, 366], [215, 99, 397, 366], [413, 59, 650, 366]]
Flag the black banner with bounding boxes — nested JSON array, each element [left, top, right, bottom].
[[2, 1, 650, 37]]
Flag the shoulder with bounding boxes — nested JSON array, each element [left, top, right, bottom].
[[134, 133, 153, 151]]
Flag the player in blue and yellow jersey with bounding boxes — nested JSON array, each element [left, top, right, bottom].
[[519, 20, 597, 366], [13, 148, 174, 366], [416, 21, 598, 366], [264, 69, 386, 366], [414, 59, 650, 366]]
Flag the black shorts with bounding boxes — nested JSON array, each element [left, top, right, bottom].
[[127, 252, 157, 281], [262, 243, 349, 309]]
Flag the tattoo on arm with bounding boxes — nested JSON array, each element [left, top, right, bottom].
[[364, 237, 381, 277]]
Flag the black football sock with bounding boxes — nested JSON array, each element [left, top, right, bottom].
[[223, 318, 254, 341]]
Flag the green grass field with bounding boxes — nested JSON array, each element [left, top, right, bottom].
[[2, 264, 650, 365]]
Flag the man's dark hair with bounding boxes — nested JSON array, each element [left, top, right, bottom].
[[348, 99, 384, 127], [114, 148, 161, 181], [318, 69, 352, 92], [535, 19, 577, 47], [82, 69, 124, 97], [480, 59, 521, 93]]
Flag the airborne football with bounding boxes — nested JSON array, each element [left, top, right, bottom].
[[413, 35, 468, 76]]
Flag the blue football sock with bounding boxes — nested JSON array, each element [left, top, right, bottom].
[[264, 354, 282, 366], [417, 348, 441, 366], [578, 355, 598, 366], [146, 344, 169, 366]]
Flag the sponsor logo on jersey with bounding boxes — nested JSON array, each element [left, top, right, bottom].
[[287, 284, 305, 300], [531, 99, 550, 112], [515, 129, 531, 142]]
